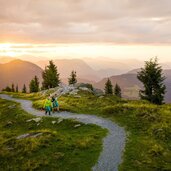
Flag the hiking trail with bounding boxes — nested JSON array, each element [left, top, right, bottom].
[[0, 94, 126, 171]]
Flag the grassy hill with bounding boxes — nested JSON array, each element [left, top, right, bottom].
[[59, 92, 171, 171], [0, 97, 106, 170], [1, 90, 171, 170]]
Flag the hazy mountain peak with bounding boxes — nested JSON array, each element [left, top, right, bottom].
[[0, 56, 16, 64], [0, 60, 43, 91]]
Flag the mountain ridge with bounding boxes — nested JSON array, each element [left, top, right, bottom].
[[94, 69, 171, 103], [36, 58, 101, 82]]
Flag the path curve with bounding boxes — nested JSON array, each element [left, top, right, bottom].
[[0, 94, 126, 171]]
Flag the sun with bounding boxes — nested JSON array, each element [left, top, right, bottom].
[[0, 43, 12, 48], [0, 43, 18, 57], [6, 51, 17, 57]]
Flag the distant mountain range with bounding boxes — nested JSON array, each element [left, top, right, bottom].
[[36, 59, 101, 82], [1, 56, 171, 77], [0, 56, 152, 77], [0, 56, 48, 63], [83, 58, 144, 76], [94, 69, 171, 103], [0, 59, 97, 90], [0, 58, 171, 103], [94, 73, 142, 99], [0, 56, 16, 64]]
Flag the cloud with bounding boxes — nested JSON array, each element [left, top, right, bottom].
[[0, 0, 171, 44]]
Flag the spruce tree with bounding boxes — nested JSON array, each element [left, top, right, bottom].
[[2, 86, 11, 92], [29, 76, 39, 93], [105, 78, 113, 95], [114, 83, 122, 98], [11, 83, 15, 92], [16, 85, 18, 93], [68, 70, 77, 85], [22, 84, 27, 93], [137, 57, 166, 105], [29, 80, 35, 93], [34, 76, 39, 92], [42, 60, 60, 89]]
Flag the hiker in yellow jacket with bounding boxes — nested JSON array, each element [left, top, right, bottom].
[[43, 96, 52, 115]]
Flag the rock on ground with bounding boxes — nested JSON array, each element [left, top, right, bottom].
[[39, 83, 104, 97], [16, 132, 43, 139]]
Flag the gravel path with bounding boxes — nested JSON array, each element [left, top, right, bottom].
[[0, 94, 126, 171]]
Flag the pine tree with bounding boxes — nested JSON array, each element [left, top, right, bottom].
[[2, 86, 11, 92], [22, 84, 27, 93], [29, 76, 39, 93], [137, 57, 166, 105], [11, 83, 15, 92], [114, 83, 122, 98], [29, 80, 35, 93], [104, 78, 113, 95], [16, 85, 18, 93], [34, 76, 39, 92], [42, 60, 60, 89], [68, 70, 77, 85]]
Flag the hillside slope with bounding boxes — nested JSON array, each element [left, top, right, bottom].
[[0, 97, 106, 170], [0, 56, 16, 64], [94, 70, 171, 103], [94, 73, 142, 99], [5, 89, 171, 171], [36, 59, 101, 82], [0, 60, 43, 90]]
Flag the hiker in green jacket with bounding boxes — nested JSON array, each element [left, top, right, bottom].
[[43, 96, 52, 115], [51, 94, 60, 113]]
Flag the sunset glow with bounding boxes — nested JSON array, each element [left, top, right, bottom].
[[0, 43, 171, 62], [0, 0, 171, 62]]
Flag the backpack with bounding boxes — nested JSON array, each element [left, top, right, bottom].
[[51, 97, 55, 102]]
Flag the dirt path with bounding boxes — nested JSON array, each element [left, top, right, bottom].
[[0, 94, 126, 171]]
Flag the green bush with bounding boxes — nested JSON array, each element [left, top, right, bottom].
[[32, 100, 44, 109], [135, 107, 161, 122], [78, 83, 93, 91], [149, 144, 164, 157], [149, 123, 171, 141]]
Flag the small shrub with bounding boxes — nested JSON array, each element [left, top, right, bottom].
[[78, 83, 93, 91], [136, 108, 161, 122], [150, 123, 171, 141], [75, 137, 94, 149], [32, 100, 44, 109], [149, 144, 164, 157]]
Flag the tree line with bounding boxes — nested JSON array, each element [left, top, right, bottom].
[[2, 60, 78, 93], [2, 58, 166, 105], [3, 83, 27, 93], [104, 58, 166, 104], [104, 79, 122, 98]]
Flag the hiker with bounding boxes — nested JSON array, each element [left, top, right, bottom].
[[43, 96, 52, 115], [52, 94, 59, 112]]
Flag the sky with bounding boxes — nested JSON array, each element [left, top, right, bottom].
[[0, 0, 171, 62]]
